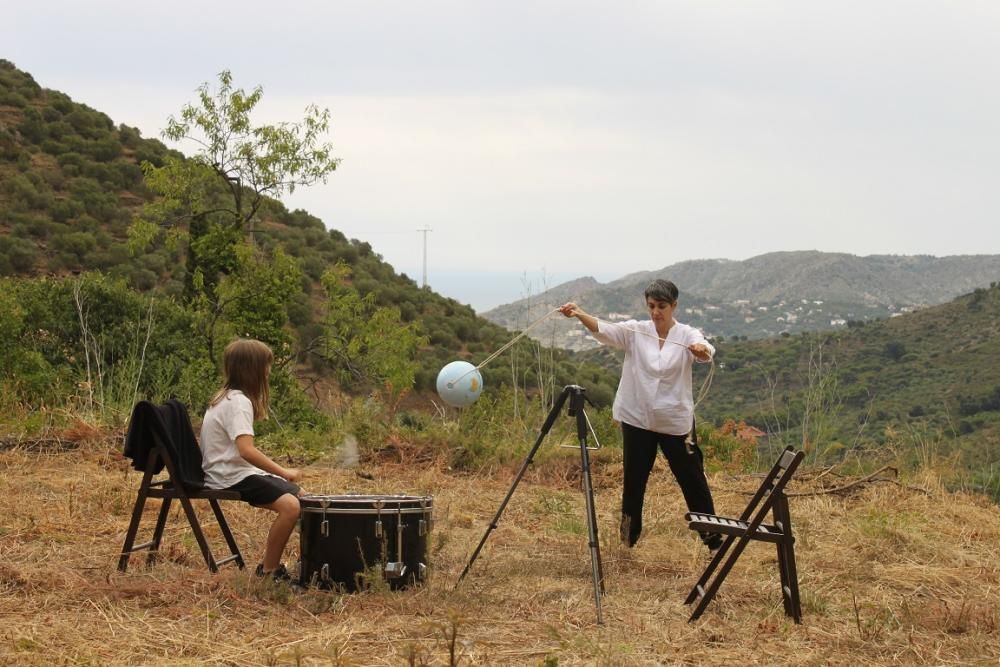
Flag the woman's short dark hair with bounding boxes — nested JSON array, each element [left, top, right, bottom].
[[644, 279, 679, 304]]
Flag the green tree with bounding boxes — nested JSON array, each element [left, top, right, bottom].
[[129, 70, 339, 363], [130, 69, 339, 302], [213, 244, 303, 361], [319, 263, 427, 402]]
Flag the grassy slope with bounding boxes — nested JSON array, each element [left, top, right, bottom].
[[703, 285, 1000, 471], [0, 60, 619, 399], [1, 437, 997, 665]]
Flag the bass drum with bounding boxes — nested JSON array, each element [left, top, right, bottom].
[[298, 494, 433, 592]]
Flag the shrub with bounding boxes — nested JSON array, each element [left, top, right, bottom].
[[698, 419, 760, 473], [0, 90, 28, 107], [18, 108, 47, 143], [0, 236, 39, 274], [86, 136, 122, 162]]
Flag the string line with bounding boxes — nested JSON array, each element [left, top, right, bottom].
[[449, 309, 715, 408], [446, 309, 561, 387], [473, 308, 562, 370]]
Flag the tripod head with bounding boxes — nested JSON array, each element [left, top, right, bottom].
[[554, 385, 601, 451], [563, 384, 601, 415], [565, 385, 586, 417]]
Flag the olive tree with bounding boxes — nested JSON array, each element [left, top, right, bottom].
[[130, 70, 338, 362]]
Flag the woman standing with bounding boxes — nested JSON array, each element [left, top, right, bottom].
[[559, 279, 722, 551]]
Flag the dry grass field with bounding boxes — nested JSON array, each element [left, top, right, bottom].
[[1, 432, 998, 666]]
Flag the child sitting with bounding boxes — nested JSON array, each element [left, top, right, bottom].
[[200, 339, 304, 580]]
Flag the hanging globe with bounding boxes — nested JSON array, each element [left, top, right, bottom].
[[435, 361, 484, 408]]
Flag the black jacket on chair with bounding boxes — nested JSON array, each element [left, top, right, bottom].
[[123, 400, 205, 490]]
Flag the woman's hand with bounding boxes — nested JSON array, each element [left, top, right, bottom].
[[558, 302, 580, 317], [559, 302, 599, 333], [283, 467, 303, 483], [689, 343, 712, 361]]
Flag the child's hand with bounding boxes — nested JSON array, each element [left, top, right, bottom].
[[283, 467, 303, 483]]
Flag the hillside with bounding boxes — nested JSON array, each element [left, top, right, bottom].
[[0, 60, 619, 401], [1, 434, 997, 664], [582, 283, 1000, 497], [618, 251, 1000, 304], [484, 251, 1000, 347]]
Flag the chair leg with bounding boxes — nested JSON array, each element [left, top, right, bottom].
[[689, 535, 754, 622], [147, 497, 172, 567], [780, 539, 802, 623], [118, 471, 153, 572], [176, 494, 219, 573], [776, 539, 793, 618], [684, 535, 733, 604], [773, 495, 802, 623], [209, 498, 245, 569]]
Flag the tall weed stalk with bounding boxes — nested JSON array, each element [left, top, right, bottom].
[[73, 278, 156, 423]]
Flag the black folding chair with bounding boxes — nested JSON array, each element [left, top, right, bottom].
[[684, 446, 805, 622], [118, 401, 244, 573]]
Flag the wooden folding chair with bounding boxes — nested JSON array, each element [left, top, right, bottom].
[[118, 403, 245, 574], [684, 446, 805, 623]]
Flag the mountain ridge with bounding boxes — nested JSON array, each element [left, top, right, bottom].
[[484, 250, 1000, 346]]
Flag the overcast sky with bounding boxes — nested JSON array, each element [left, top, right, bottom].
[[5, 1, 1000, 309]]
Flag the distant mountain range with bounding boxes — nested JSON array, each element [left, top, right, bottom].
[[482, 251, 1000, 348]]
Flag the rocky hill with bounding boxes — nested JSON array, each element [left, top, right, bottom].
[[484, 251, 1000, 348]]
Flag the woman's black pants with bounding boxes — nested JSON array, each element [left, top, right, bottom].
[[620, 421, 718, 547]]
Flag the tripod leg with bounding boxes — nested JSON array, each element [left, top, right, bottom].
[[587, 481, 605, 594], [575, 393, 604, 624], [456, 388, 570, 586]]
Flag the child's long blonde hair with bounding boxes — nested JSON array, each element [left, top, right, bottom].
[[209, 339, 273, 421]]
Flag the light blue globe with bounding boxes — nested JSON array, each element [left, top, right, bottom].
[[435, 360, 484, 408]]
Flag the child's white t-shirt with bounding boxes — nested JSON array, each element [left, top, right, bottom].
[[200, 389, 268, 489]]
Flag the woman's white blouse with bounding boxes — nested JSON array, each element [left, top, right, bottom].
[[593, 319, 714, 436]]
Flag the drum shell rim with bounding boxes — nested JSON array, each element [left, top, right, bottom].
[[300, 506, 432, 515], [299, 494, 433, 515]]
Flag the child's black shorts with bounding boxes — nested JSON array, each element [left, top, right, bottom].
[[226, 474, 301, 507]]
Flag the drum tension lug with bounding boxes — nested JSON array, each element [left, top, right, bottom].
[[385, 562, 407, 579]]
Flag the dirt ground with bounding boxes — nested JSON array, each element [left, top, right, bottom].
[[1, 440, 998, 665]]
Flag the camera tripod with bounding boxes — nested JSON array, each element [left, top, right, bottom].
[[456, 384, 606, 624]]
